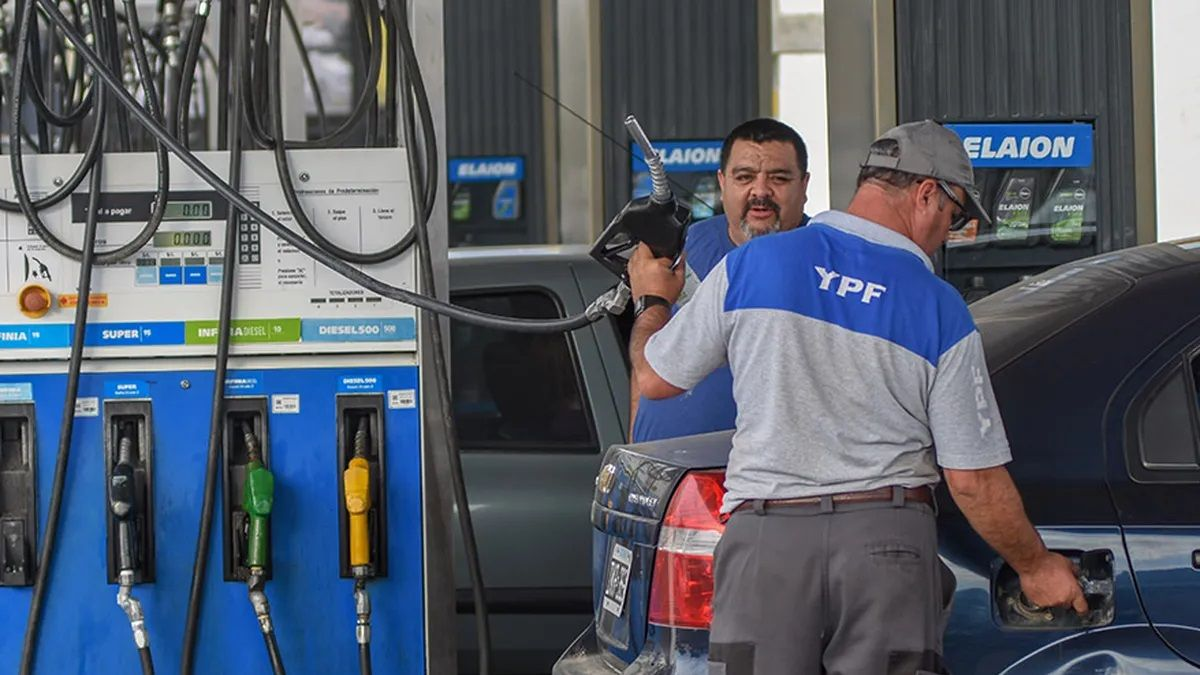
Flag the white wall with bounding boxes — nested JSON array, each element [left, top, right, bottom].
[[774, 0, 830, 213], [1153, 0, 1200, 241], [776, 53, 831, 213]]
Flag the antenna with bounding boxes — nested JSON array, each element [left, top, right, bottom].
[[511, 71, 715, 213]]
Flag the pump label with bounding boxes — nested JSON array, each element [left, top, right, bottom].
[[86, 322, 185, 346], [339, 375, 382, 393], [185, 319, 301, 345], [225, 373, 265, 395], [0, 382, 33, 401], [945, 123, 1093, 168], [0, 324, 70, 349], [301, 318, 415, 343], [105, 381, 148, 399]]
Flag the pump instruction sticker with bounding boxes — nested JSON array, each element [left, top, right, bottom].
[[387, 389, 416, 409], [75, 397, 99, 417], [0, 382, 33, 402], [271, 394, 300, 414]]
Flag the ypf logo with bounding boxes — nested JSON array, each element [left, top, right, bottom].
[[814, 266, 888, 304]]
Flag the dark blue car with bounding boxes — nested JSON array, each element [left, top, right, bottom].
[[556, 238, 1200, 674]]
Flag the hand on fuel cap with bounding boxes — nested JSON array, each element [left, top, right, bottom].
[[628, 243, 684, 305], [1020, 551, 1089, 615]]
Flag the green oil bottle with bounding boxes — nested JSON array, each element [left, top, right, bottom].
[[992, 171, 1038, 247]]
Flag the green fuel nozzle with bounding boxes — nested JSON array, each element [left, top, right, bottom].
[[241, 422, 274, 571]]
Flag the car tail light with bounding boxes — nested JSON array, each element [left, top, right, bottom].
[[647, 470, 726, 629]]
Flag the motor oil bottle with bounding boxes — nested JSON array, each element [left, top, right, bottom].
[[451, 187, 472, 222], [992, 170, 1038, 247], [1041, 168, 1095, 248]]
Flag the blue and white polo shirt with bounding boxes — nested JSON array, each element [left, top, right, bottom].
[[643, 210, 1013, 513]]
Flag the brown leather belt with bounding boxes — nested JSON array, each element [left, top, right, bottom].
[[731, 485, 933, 514]]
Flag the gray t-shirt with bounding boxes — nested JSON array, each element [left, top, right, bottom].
[[644, 210, 1013, 512]]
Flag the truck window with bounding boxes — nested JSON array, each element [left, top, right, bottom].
[[449, 289, 598, 451]]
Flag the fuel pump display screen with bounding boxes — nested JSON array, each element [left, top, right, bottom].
[[152, 230, 212, 247], [162, 200, 214, 221], [17, 150, 416, 360]]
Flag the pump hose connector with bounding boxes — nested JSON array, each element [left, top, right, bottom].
[[624, 115, 671, 205], [354, 579, 371, 645], [117, 570, 150, 650], [247, 569, 274, 635], [248, 569, 288, 675]]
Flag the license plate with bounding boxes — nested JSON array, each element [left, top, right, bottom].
[[602, 542, 633, 617]]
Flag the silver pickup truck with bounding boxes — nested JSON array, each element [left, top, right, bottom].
[[449, 245, 632, 674]]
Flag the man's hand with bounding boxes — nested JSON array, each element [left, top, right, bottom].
[[628, 244, 684, 303], [944, 466, 1086, 615], [1019, 551, 1088, 615]]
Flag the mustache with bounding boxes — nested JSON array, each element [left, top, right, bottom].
[[742, 197, 781, 218]]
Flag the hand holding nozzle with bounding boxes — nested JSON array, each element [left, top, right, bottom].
[[589, 116, 692, 278]]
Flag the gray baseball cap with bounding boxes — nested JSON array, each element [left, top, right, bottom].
[[861, 120, 991, 226]]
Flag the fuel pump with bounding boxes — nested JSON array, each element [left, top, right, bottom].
[[0, 0, 683, 672]]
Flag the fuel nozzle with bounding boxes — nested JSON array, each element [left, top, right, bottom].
[[345, 417, 375, 674], [589, 115, 692, 279], [110, 425, 152, 661], [109, 426, 138, 573], [241, 423, 274, 571], [345, 418, 372, 577], [241, 424, 286, 672]]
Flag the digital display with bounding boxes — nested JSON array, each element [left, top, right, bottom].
[[163, 200, 214, 221], [153, 230, 212, 248]]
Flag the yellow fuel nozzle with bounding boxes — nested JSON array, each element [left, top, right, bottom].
[[344, 457, 372, 569]]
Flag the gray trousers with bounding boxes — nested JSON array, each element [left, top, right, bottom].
[[708, 496, 952, 675]]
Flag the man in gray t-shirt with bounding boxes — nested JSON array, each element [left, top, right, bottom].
[[626, 120, 1086, 674]]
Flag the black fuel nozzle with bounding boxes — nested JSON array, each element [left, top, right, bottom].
[[589, 115, 692, 279], [109, 425, 138, 573]]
